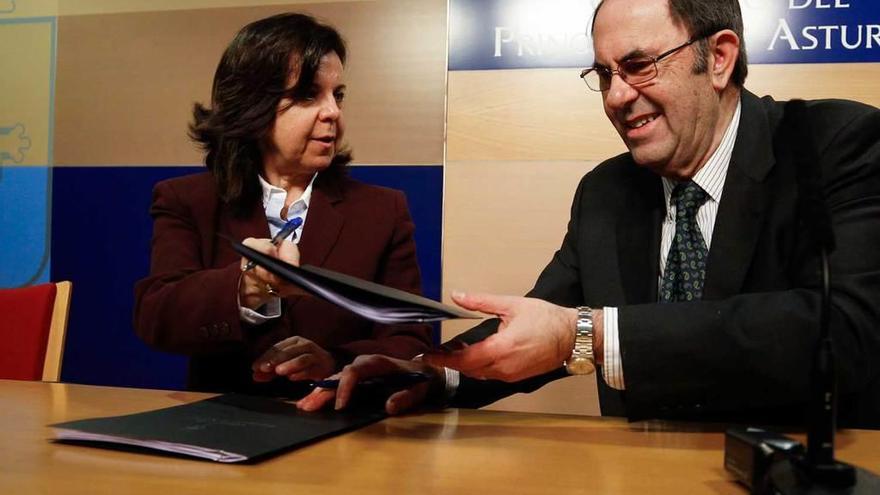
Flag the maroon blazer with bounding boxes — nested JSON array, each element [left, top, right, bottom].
[[134, 172, 433, 395]]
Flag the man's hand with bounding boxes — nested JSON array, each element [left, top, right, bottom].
[[239, 237, 304, 309], [297, 355, 443, 415], [252, 336, 336, 382], [424, 292, 577, 382]]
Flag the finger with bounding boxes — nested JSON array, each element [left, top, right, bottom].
[[252, 337, 307, 372], [238, 270, 273, 311], [242, 239, 305, 297], [297, 388, 337, 412], [240, 267, 262, 287], [276, 239, 301, 266], [275, 354, 315, 376], [334, 367, 361, 411], [386, 383, 429, 415], [241, 237, 276, 255], [241, 238, 269, 270], [450, 291, 517, 317], [241, 238, 285, 287], [252, 370, 275, 382], [424, 337, 501, 373], [286, 368, 321, 382], [264, 275, 309, 298], [243, 266, 282, 298], [253, 347, 279, 373], [334, 356, 408, 410]]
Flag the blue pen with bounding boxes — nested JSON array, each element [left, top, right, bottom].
[[242, 216, 303, 271]]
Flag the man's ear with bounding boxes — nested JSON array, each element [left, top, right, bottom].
[[708, 29, 740, 91]]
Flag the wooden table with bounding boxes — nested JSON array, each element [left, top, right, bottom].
[[1, 380, 878, 494]]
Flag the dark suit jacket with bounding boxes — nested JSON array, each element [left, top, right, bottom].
[[134, 172, 433, 396], [451, 90, 880, 428]]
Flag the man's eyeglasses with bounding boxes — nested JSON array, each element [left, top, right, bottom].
[[580, 36, 705, 92]]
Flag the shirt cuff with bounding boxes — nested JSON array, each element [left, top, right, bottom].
[[601, 306, 625, 390], [238, 297, 282, 325], [414, 353, 459, 401]]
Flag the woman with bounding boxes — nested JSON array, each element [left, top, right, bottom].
[[134, 13, 433, 396]]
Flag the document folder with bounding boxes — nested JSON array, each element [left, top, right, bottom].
[[232, 241, 480, 324], [52, 394, 386, 463]]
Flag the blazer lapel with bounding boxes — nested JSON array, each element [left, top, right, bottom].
[[226, 202, 270, 239], [217, 198, 270, 264], [703, 91, 775, 299], [298, 176, 344, 267], [617, 166, 665, 305]]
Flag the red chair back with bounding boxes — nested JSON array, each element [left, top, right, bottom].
[[0, 283, 58, 380]]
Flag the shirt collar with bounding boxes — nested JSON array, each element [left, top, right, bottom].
[[662, 97, 742, 207], [258, 172, 317, 218]]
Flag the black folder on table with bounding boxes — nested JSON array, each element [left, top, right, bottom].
[[232, 241, 480, 324], [51, 394, 386, 463]]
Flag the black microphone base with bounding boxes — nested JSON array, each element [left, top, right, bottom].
[[768, 458, 880, 494]]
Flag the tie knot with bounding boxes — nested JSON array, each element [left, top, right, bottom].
[[672, 181, 708, 216]]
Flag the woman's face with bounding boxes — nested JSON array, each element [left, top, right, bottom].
[[261, 52, 346, 175]]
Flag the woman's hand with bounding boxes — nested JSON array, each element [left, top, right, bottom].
[[252, 336, 336, 382], [238, 237, 302, 309], [296, 355, 443, 415]]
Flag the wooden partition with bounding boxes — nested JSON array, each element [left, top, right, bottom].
[[4, 0, 880, 412]]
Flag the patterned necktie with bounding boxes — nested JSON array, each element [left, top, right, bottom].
[[660, 181, 709, 303]]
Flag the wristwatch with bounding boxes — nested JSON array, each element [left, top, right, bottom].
[[564, 306, 595, 375]]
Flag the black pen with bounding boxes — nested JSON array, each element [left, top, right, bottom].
[[242, 216, 303, 272], [312, 372, 429, 390]]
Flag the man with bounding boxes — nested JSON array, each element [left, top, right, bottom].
[[300, 0, 880, 427]]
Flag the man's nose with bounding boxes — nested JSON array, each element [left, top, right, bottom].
[[603, 73, 639, 112]]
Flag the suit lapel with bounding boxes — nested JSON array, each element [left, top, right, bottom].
[[217, 197, 270, 265], [703, 91, 775, 299], [298, 176, 344, 267], [218, 175, 345, 268], [224, 199, 270, 240], [617, 166, 665, 304]]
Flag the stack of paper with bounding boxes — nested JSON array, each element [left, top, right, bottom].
[[52, 394, 387, 463], [233, 241, 480, 324]]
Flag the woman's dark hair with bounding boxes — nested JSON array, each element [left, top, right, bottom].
[[190, 13, 351, 214], [591, 0, 748, 87]]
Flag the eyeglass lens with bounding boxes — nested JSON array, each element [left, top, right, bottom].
[[583, 58, 657, 91]]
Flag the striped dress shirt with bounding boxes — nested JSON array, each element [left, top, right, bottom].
[[602, 99, 742, 390]]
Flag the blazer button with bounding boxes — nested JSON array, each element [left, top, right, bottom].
[[199, 326, 209, 339]]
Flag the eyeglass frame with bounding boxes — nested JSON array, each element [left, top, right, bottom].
[[579, 34, 709, 92]]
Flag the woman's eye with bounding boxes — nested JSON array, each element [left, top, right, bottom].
[[334, 92, 346, 103]]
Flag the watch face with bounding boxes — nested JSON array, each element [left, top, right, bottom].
[[566, 358, 595, 375]]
